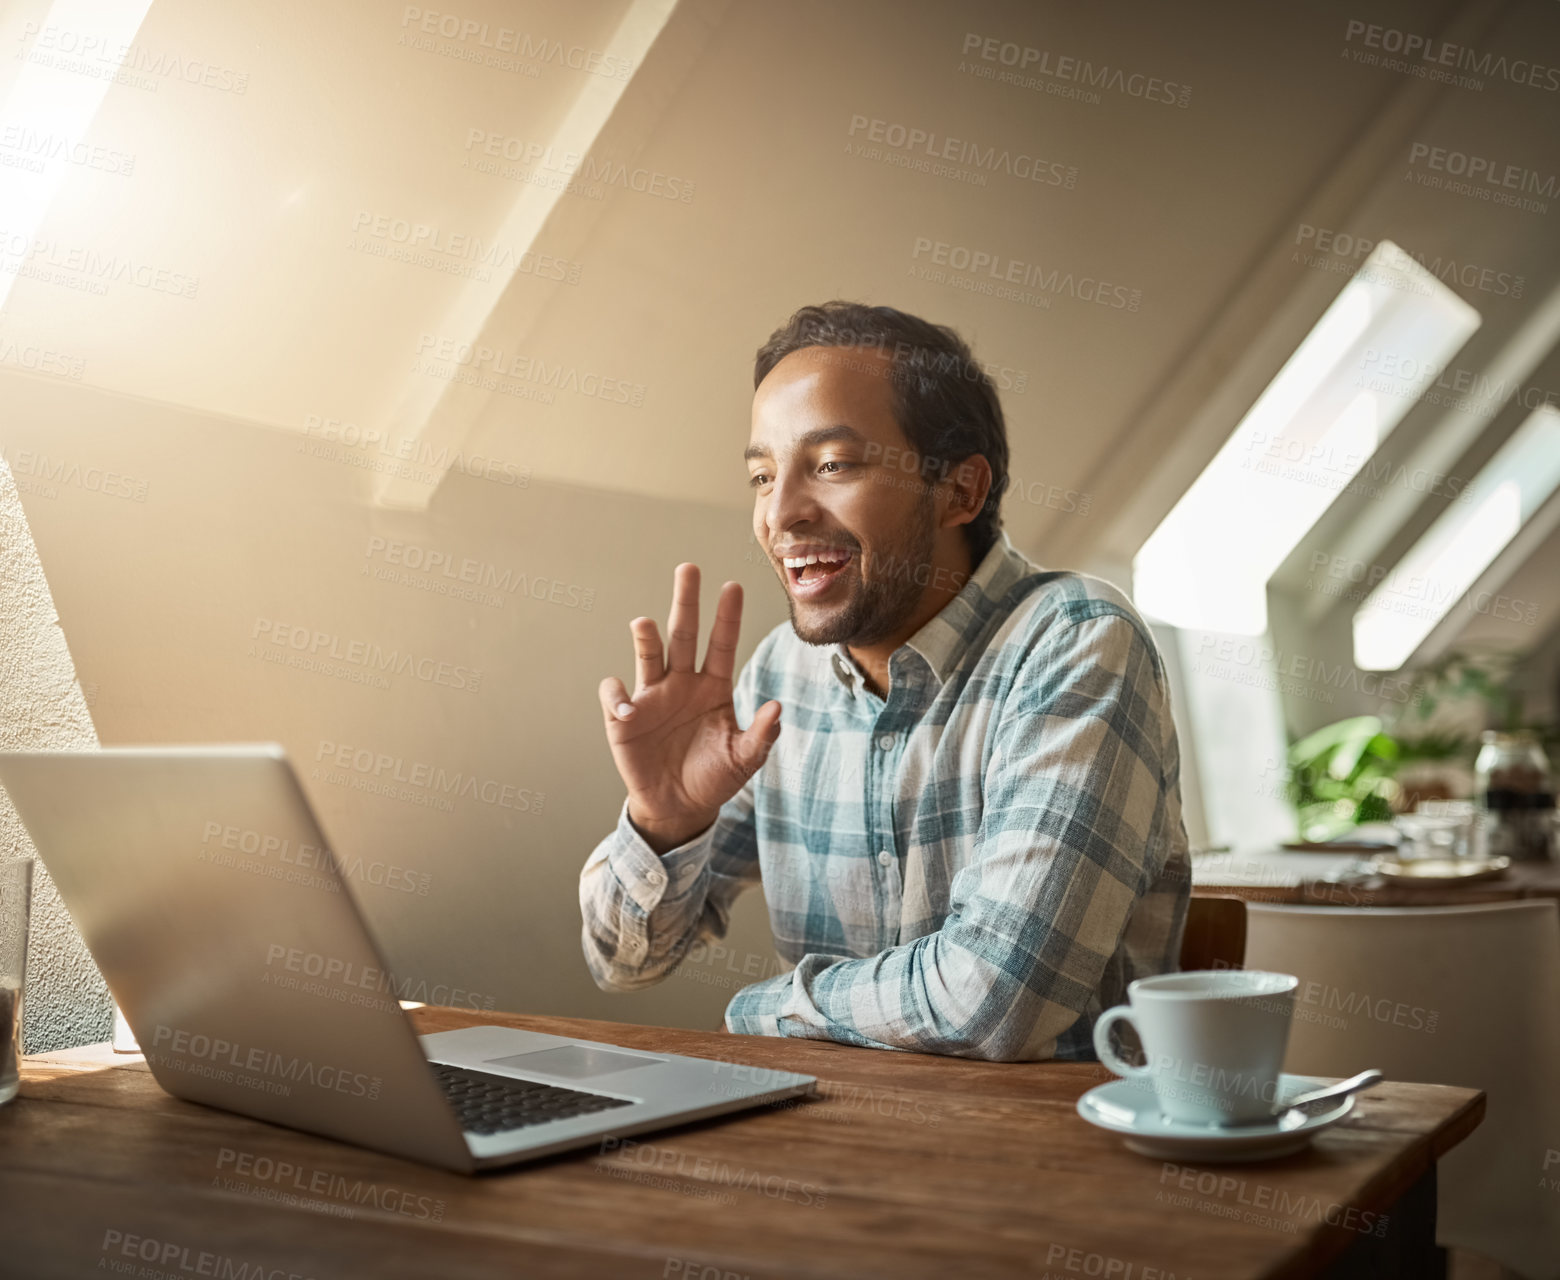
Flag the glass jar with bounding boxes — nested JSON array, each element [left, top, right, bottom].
[[1474, 730, 1556, 862]]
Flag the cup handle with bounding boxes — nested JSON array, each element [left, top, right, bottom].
[[1093, 1006, 1151, 1080]]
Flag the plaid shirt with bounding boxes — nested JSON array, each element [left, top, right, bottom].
[[579, 531, 1190, 1060]]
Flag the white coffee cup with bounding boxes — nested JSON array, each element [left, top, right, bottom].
[[1092, 969, 1298, 1126]]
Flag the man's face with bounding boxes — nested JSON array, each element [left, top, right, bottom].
[[747, 345, 941, 648]]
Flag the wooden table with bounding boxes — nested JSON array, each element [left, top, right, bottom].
[[0, 1007, 1483, 1279], [1192, 848, 1560, 907]]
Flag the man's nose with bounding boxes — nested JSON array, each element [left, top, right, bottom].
[[763, 469, 819, 538]]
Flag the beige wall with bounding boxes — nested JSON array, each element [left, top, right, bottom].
[[0, 369, 786, 1044], [0, 460, 109, 1051]]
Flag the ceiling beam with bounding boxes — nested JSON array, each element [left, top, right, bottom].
[[372, 0, 730, 509]]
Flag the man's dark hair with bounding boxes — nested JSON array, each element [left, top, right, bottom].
[[753, 301, 1010, 566]]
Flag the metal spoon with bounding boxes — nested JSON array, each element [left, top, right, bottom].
[[1285, 1069, 1383, 1113], [1272, 1069, 1384, 1129]]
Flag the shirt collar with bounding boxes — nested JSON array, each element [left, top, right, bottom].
[[828, 531, 1043, 696]]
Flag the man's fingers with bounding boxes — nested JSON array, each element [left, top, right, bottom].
[[666, 563, 701, 673], [599, 676, 636, 724], [701, 581, 743, 682], [737, 699, 782, 767], [630, 617, 664, 693]]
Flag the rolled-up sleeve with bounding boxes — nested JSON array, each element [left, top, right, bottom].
[[579, 655, 766, 992], [724, 610, 1180, 1060]]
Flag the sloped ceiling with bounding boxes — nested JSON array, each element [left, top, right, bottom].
[[2, 0, 1555, 662]]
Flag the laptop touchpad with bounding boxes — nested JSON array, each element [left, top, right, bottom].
[[486, 1045, 663, 1079]]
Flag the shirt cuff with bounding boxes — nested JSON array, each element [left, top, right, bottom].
[[723, 971, 793, 1036], [607, 797, 717, 915]]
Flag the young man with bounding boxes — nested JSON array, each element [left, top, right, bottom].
[[580, 302, 1190, 1061]]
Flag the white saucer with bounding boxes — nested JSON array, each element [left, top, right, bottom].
[[1076, 1073, 1355, 1162]]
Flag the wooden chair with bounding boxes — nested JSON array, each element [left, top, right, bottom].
[[1179, 894, 1247, 971]]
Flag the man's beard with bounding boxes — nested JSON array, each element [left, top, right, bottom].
[[784, 489, 938, 648]]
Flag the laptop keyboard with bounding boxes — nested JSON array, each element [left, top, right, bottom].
[[430, 1061, 634, 1136]]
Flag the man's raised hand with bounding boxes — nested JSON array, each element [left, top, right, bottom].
[[597, 564, 782, 854]]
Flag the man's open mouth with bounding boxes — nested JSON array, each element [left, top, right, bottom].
[[781, 548, 854, 599]]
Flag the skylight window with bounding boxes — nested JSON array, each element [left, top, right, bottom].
[[1133, 241, 1481, 634], [0, 0, 154, 310], [1353, 404, 1560, 670]]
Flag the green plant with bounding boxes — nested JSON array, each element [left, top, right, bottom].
[[1395, 648, 1524, 733], [1285, 715, 1400, 841], [1283, 645, 1557, 839]]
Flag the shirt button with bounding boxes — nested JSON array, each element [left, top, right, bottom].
[[877, 849, 892, 866], [646, 867, 665, 887], [877, 733, 895, 751]]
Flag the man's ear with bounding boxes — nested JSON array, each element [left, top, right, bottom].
[[941, 455, 992, 527]]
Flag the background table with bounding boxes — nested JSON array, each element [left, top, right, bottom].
[[0, 1006, 1483, 1279], [1192, 847, 1560, 907]]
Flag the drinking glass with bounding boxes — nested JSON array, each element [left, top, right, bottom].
[[0, 858, 33, 1106], [1392, 810, 1465, 861]]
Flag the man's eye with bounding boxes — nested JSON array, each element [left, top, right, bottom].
[[820, 460, 849, 474], [749, 473, 770, 488]]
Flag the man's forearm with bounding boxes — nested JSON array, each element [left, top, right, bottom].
[[722, 930, 1067, 1061], [580, 794, 760, 992]]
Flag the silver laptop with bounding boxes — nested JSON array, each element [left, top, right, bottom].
[[0, 745, 814, 1173]]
